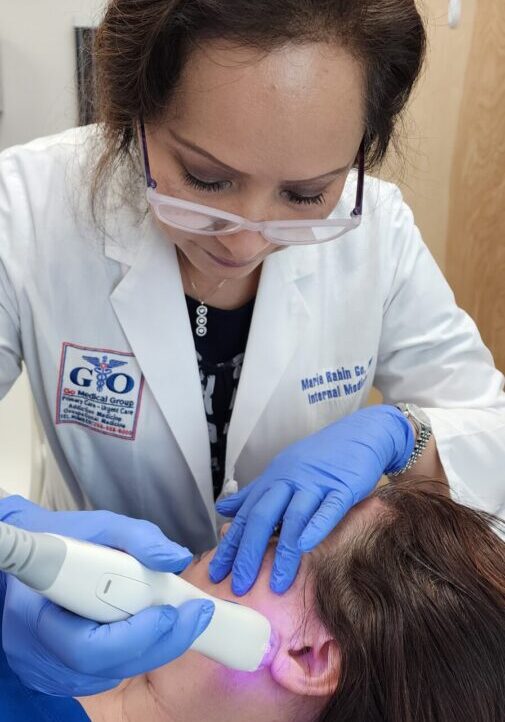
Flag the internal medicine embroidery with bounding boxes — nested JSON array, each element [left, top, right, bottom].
[[300, 357, 374, 406]]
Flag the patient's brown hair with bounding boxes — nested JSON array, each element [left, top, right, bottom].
[[312, 483, 505, 722]]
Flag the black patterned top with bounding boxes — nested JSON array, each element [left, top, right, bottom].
[[185, 295, 256, 499]]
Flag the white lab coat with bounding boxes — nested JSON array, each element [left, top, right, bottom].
[[0, 127, 504, 551]]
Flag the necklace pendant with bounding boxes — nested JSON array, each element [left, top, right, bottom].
[[195, 303, 208, 337]]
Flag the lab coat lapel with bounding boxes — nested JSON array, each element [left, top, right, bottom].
[[107, 221, 215, 523], [226, 250, 314, 478]]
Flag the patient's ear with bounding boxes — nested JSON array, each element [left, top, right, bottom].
[[269, 627, 341, 697]]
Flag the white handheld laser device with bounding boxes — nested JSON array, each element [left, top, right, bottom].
[[0, 521, 272, 672]]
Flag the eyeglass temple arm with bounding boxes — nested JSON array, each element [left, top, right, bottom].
[[139, 119, 157, 190], [353, 139, 365, 218]]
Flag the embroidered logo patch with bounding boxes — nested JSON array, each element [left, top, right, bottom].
[[56, 343, 145, 440]]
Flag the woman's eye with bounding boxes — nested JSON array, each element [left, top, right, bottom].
[[284, 190, 326, 206], [182, 171, 230, 193], [182, 169, 326, 206]]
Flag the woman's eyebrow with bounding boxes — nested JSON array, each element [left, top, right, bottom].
[[169, 128, 351, 185]]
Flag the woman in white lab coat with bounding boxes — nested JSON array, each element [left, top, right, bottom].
[[0, 0, 504, 700]]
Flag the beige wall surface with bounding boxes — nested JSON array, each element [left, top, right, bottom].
[[382, 0, 477, 270], [446, 0, 505, 373]]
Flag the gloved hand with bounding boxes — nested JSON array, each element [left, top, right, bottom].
[[210, 404, 414, 595], [0, 496, 214, 696], [0, 571, 5, 607]]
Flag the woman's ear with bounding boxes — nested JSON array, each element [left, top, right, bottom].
[[269, 630, 341, 697]]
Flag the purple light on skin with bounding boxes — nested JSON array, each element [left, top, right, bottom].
[[221, 599, 279, 672], [215, 630, 281, 699], [191, 548, 280, 675]]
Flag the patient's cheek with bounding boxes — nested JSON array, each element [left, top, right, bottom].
[[181, 547, 306, 634], [182, 549, 246, 601]]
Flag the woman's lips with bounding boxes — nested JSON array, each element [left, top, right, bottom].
[[204, 249, 260, 268]]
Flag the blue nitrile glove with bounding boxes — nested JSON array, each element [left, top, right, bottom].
[[210, 405, 414, 595], [0, 572, 5, 609], [0, 496, 214, 696]]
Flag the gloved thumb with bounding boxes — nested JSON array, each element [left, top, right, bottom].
[[34, 598, 213, 678]]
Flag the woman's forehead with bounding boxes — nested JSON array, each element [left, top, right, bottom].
[[164, 40, 365, 178]]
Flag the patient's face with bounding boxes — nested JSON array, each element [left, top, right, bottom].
[[181, 527, 311, 647], [144, 500, 381, 721], [145, 527, 315, 716]]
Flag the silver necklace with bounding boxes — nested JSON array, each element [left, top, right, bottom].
[[190, 278, 227, 337], [179, 252, 227, 337]]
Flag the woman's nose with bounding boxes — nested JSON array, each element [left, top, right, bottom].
[[215, 228, 271, 261]]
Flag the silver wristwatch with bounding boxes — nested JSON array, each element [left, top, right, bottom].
[[389, 403, 432, 477]]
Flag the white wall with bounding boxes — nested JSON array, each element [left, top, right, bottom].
[[0, 0, 105, 497]]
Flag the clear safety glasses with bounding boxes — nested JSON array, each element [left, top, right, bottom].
[[140, 122, 365, 246]]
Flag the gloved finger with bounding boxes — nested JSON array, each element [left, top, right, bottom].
[[53, 511, 193, 573], [298, 486, 355, 552], [36, 598, 214, 678], [2, 582, 124, 696], [270, 490, 322, 594], [100, 600, 215, 678], [10, 654, 121, 698], [0, 495, 51, 526], [230, 482, 294, 596], [209, 482, 270, 583], [89, 513, 194, 573], [215, 485, 251, 516], [1, 502, 193, 574]]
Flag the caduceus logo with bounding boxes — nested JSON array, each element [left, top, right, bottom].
[[82, 355, 128, 392]]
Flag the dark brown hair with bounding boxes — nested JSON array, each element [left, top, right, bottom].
[[311, 483, 505, 722], [91, 0, 426, 213]]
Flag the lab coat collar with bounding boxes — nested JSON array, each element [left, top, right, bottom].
[[225, 247, 314, 480], [108, 217, 216, 524], [106, 218, 316, 517]]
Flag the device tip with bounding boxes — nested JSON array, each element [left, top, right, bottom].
[[258, 629, 280, 670]]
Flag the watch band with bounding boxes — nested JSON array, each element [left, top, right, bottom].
[[389, 403, 433, 477]]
